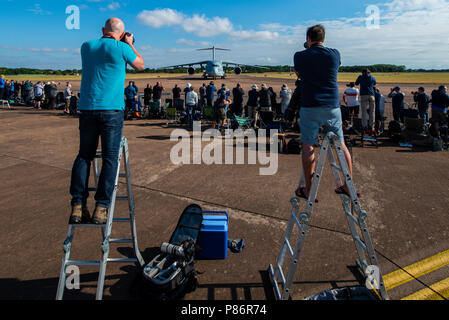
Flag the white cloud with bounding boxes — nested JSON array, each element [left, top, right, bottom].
[[107, 2, 120, 10], [137, 8, 277, 40], [137, 8, 184, 28]]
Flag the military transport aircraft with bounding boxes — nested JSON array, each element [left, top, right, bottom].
[[159, 46, 264, 79]]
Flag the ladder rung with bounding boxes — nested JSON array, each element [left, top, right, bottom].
[[66, 260, 101, 266], [330, 163, 343, 172], [355, 237, 367, 252], [109, 238, 133, 244], [284, 238, 294, 257], [107, 258, 137, 263], [113, 218, 130, 223], [293, 214, 305, 234], [88, 188, 97, 192], [116, 196, 128, 200], [71, 223, 105, 228], [268, 265, 282, 300], [277, 263, 286, 286], [119, 173, 126, 178], [346, 212, 359, 226]]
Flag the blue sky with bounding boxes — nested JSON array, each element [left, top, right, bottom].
[[1, 0, 449, 69]]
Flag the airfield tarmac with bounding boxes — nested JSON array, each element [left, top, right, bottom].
[[0, 75, 448, 300]]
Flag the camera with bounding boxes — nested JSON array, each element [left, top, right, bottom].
[[121, 32, 135, 45]]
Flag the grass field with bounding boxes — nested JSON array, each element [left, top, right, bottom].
[[5, 72, 449, 84]]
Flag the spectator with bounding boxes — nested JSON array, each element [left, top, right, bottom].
[[413, 87, 430, 123], [343, 82, 360, 118], [374, 87, 386, 134], [153, 81, 164, 110], [15, 81, 21, 103], [185, 86, 198, 128], [23, 80, 33, 105], [48, 81, 58, 110], [44, 82, 51, 108], [143, 84, 153, 116], [0, 75, 5, 100], [294, 24, 354, 200], [355, 68, 377, 130], [172, 84, 181, 100], [388, 86, 405, 123], [69, 17, 144, 224], [125, 81, 137, 119], [69, 93, 78, 116], [132, 81, 138, 94], [430, 85, 449, 140], [232, 83, 244, 116], [184, 83, 191, 101], [64, 83, 72, 114], [206, 81, 217, 107], [213, 86, 231, 130], [280, 84, 292, 115], [199, 83, 207, 112], [246, 84, 259, 126], [268, 87, 279, 114], [132, 96, 143, 118], [9, 80, 15, 100], [33, 81, 44, 110], [259, 83, 272, 111]]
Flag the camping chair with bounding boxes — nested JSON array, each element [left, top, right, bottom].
[[232, 114, 253, 130], [1, 99, 11, 109], [258, 110, 287, 153], [149, 101, 161, 119]]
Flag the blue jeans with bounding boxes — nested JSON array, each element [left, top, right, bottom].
[[70, 110, 124, 208]]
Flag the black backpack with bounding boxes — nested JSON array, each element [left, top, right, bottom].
[[287, 139, 302, 154]]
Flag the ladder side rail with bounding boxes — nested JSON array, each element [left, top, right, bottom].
[[56, 226, 75, 300], [272, 198, 300, 285], [95, 138, 125, 300], [122, 137, 145, 267]]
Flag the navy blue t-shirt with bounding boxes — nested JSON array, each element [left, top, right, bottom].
[[294, 46, 341, 109], [355, 74, 377, 96]]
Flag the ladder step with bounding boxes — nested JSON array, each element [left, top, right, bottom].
[[107, 258, 138, 263], [284, 238, 294, 257], [113, 218, 131, 223], [355, 237, 367, 252], [277, 263, 286, 286], [66, 260, 101, 266], [71, 223, 105, 228], [346, 212, 359, 226], [119, 173, 126, 178], [330, 163, 343, 172], [293, 214, 305, 234], [109, 238, 133, 244], [116, 196, 129, 200]]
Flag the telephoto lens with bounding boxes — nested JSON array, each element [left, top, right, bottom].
[[161, 242, 185, 258]]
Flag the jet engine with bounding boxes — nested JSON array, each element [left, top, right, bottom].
[[234, 66, 242, 75], [188, 67, 195, 75]]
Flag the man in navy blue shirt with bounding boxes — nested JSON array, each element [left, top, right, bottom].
[[294, 25, 354, 200], [388, 86, 405, 122], [355, 68, 377, 130]]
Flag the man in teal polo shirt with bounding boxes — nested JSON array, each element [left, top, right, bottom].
[[69, 18, 144, 224]]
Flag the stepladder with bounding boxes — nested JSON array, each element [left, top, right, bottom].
[[268, 131, 389, 300], [56, 136, 145, 300]]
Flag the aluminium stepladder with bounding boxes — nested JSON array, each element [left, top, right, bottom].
[[56, 136, 145, 300], [268, 131, 389, 300]]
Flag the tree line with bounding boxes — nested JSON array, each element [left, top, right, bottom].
[[2, 64, 449, 75]]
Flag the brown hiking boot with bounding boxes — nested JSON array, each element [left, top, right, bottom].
[[70, 205, 91, 224], [92, 206, 108, 225]]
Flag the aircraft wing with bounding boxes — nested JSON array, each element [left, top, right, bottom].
[[222, 62, 270, 69], [157, 61, 209, 69]]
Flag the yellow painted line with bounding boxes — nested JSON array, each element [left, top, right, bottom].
[[383, 250, 449, 290], [401, 277, 449, 300]]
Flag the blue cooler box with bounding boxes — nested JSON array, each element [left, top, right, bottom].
[[196, 211, 228, 260]]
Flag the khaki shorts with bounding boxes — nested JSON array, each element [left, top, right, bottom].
[[214, 107, 226, 123]]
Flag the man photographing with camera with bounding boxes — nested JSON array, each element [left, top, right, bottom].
[[69, 18, 144, 225], [293, 25, 354, 201]]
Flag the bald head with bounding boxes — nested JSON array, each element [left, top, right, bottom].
[[103, 18, 125, 36]]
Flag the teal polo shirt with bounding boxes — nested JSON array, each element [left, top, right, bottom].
[[78, 38, 137, 111]]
